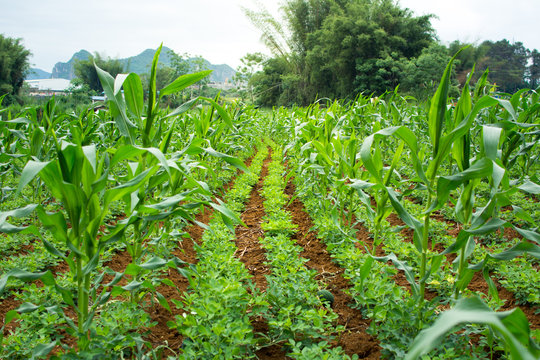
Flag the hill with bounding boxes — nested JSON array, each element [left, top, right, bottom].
[[26, 68, 52, 80], [31, 47, 235, 83]]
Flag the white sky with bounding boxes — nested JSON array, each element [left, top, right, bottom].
[[1, 0, 538, 72]]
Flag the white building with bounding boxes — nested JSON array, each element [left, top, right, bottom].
[[24, 79, 72, 96]]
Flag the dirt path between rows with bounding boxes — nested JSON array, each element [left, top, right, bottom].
[[285, 182, 381, 359]]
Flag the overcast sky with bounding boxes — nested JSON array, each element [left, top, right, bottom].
[[1, 0, 538, 72]]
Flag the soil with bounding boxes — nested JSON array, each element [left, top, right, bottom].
[[285, 182, 381, 359]]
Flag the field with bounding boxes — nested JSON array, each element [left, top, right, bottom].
[[0, 51, 539, 359]]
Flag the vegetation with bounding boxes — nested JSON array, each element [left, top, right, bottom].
[[0, 46, 539, 358], [73, 53, 125, 92], [0, 34, 31, 104], [243, 0, 540, 106]]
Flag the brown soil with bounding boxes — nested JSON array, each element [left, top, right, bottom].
[[234, 155, 271, 291], [285, 182, 381, 359]]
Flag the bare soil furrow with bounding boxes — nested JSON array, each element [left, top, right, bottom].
[[284, 181, 381, 359]]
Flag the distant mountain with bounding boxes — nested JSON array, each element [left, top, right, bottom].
[[26, 68, 51, 80], [51, 50, 92, 79], [32, 47, 235, 83]]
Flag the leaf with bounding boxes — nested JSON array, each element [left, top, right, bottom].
[[200, 95, 234, 128], [210, 199, 245, 228], [372, 253, 419, 298], [139, 256, 168, 270], [429, 158, 493, 212], [160, 70, 213, 98], [0, 269, 50, 294], [428, 47, 465, 157], [202, 147, 248, 172], [518, 180, 540, 195], [0, 205, 38, 233], [16, 160, 53, 194], [96, 64, 136, 144], [405, 296, 538, 360], [123, 73, 144, 119]]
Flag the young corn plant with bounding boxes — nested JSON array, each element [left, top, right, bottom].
[[0, 141, 167, 351], [95, 44, 247, 304], [359, 49, 540, 310]]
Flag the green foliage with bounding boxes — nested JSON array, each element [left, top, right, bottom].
[[74, 53, 124, 92], [406, 297, 540, 360], [0, 34, 31, 103], [246, 0, 435, 105]]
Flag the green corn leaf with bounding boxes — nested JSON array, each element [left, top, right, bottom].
[[386, 187, 424, 252], [430, 98, 493, 181], [406, 296, 538, 360], [123, 72, 144, 119], [372, 253, 419, 298], [202, 147, 248, 172], [144, 43, 162, 146], [160, 70, 212, 98], [200, 95, 233, 128], [0, 205, 38, 233], [517, 180, 540, 195], [0, 269, 50, 294], [210, 199, 245, 228], [429, 158, 493, 212], [428, 47, 465, 157], [16, 160, 53, 194], [483, 125, 502, 161], [139, 256, 168, 270], [156, 292, 172, 313]]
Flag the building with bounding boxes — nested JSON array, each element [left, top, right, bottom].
[[24, 79, 72, 96]]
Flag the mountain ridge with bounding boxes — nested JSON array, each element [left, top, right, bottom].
[[28, 47, 236, 83]]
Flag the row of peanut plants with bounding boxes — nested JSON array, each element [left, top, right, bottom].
[[167, 144, 268, 359], [257, 141, 346, 358]]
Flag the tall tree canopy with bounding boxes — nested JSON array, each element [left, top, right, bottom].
[[0, 34, 31, 101], [73, 53, 124, 92], [245, 0, 435, 106]]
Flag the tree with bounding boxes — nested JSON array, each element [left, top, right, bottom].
[[245, 0, 435, 105], [167, 50, 192, 78], [401, 43, 454, 99], [0, 34, 31, 101], [73, 53, 124, 92], [478, 40, 528, 93], [251, 57, 289, 106], [527, 49, 540, 89], [234, 52, 265, 102]]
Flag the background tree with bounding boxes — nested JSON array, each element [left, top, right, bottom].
[[401, 43, 454, 99], [527, 49, 540, 89], [234, 52, 265, 102], [477, 40, 528, 93], [73, 53, 124, 92], [246, 0, 435, 105], [0, 34, 31, 103]]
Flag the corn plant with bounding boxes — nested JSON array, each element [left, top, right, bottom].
[[406, 296, 540, 360], [0, 141, 168, 351], [359, 50, 540, 310]]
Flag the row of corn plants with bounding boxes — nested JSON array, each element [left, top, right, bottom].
[[269, 51, 539, 358], [0, 44, 259, 357]]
